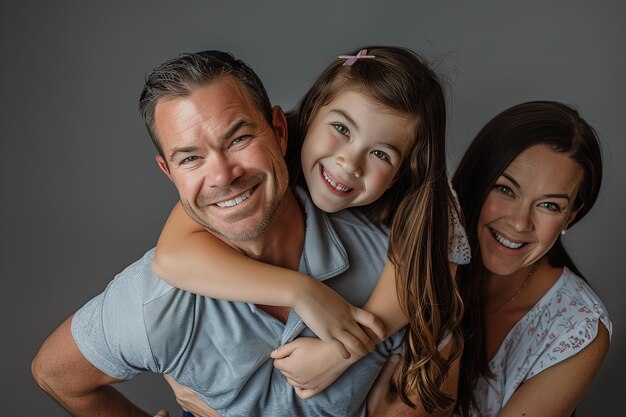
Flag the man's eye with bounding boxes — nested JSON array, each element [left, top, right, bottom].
[[371, 149, 391, 162], [332, 123, 350, 136], [230, 136, 250, 148], [181, 156, 198, 164]]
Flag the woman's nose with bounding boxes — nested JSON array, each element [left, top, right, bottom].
[[507, 205, 533, 233]]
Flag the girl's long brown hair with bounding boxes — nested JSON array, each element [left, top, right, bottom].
[[288, 46, 465, 413]]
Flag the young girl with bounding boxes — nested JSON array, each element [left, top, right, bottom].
[[153, 46, 469, 413]]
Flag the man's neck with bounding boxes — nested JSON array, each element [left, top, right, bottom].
[[237, 188, 304, 270], [235, 188, 304, 323]]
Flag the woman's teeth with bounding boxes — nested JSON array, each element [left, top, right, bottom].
[[491, 229, 524, 249]]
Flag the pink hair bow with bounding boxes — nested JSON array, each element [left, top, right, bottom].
[[338, 49, 376, 66]]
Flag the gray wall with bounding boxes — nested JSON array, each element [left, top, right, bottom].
[[2, 1, 623, 415]]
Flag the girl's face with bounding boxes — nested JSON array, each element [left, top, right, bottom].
[[300, 90, 414, 212], [477, 144, 583, 278]]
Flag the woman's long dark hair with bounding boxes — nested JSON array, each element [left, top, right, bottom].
[[452, 101, 603, 416]]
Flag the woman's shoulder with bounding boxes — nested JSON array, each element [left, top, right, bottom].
[[551, 268, 612, 333], [517, 267, 612, 380]]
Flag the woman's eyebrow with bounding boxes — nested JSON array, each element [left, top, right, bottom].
[[502, 172, 521, 188], [502, 172, 571, 200]]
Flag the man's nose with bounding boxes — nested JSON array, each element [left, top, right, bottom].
[[205, 154, 244, 187]]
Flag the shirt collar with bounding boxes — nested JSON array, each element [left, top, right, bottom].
[[294, 186, 349, 281]]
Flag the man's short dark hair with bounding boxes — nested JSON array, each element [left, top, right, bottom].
[[139, 50, 273, 159]]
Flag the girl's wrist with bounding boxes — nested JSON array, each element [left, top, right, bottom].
[[285, 272, 317, 308]]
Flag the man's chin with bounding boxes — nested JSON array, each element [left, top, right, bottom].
[[207, 217, 269, 243]]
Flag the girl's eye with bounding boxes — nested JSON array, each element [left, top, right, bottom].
[[371, 149, 391, 163], [494, 184, 514, 196], [539, 202, 562, 212], [333, 123, 349, 136]]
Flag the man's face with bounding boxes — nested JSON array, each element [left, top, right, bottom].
[[155, 77, 289, 242]]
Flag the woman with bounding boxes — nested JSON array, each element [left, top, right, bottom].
[[453, 101, 612, 417]]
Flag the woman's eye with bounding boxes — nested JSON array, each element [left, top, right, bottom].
[[539, 202, 562, 212], [494, 184, 513, 195], [333, 123, 349, 136], [371, 149, 391, 162]]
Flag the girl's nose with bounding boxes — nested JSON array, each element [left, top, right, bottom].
[[336, 155, 362, 178]]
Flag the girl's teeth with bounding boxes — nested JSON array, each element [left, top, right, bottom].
[[216, 189, 252, 208], [322, 170, 351, 192], [492, 230, 523, 249]]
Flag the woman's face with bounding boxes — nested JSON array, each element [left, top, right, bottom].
[[300, 90, 414, 212], [477, 144, 583, 277]]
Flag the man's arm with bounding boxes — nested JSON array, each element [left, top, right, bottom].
[[32, 315, 151, 416]]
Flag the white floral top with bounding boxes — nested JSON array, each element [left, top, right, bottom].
[[473, 267, 612, 417], [449, 185, 471, 265]]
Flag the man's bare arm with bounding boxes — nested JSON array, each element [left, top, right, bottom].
[[32, 315, 151, 416]]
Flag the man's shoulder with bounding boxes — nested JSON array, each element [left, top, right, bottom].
[[104, 248, 177, 305]]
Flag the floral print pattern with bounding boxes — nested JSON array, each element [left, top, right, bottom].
[[472, 268, 611, 417]]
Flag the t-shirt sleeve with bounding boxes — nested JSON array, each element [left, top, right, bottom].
[[524, 277, 612, 381], [71, 258, 159, 380]]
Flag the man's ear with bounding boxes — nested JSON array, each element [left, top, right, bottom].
[[156, 155, 174, 182], [272, 105, 288, 156]]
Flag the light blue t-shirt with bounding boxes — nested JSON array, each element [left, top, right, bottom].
[[72, 188, 404, 417]]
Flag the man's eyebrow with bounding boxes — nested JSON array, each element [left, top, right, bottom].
[[330, 109, 359, 132], [168, 119, 255, 162], [222, 119, 255, 141], [170, 146, 200, 162]]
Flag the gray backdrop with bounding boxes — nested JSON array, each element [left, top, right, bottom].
[[2, 1, 623, 415]]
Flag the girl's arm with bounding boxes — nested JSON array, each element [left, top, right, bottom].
[[498, 323, 609, 417], [153, 202, 385, 358], [271, 260, 459, 396]]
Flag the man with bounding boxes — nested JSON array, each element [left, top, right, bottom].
[[31, 50, 415, 416]]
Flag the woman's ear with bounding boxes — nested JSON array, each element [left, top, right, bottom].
[[564, 204, 584, 231]]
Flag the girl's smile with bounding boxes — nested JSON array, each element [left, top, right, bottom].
[[300, 90, 414, 213]]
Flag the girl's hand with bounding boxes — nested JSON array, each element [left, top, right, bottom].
[[271, 337, 358, 399], [292, 277, 385, 358]]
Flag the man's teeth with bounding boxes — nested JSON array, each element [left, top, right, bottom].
[[322, 170, 351, 192], [492, 230, 524, 249], [216, 189, 253, 208]]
